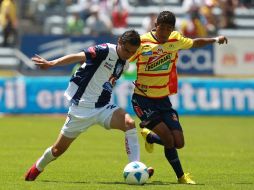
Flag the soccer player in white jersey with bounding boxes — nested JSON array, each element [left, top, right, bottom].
[[25, 30, 153, 181]]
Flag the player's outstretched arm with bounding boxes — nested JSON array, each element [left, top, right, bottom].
[[32, 52, 86, 70], [192, 36, 228, 48]]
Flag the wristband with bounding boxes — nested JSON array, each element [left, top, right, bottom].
[[214, 37, 219, 43]]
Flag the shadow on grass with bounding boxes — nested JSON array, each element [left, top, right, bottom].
[[234, 182, 253, 185], [40, 180, 90, 184], [40, 180, 205, 186], [148, 181, 205, 186]]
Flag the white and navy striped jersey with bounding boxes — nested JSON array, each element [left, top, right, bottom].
[[64, 43, 129, 108]]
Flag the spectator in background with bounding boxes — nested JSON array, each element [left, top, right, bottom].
[[0, 0, 17, 47], [66, 12, 85, 35], [180, 6, 208, 38], [199, 0, 218, 36], [239, 0, 254, 8], [76, 0, 92, 21], [85, 5, 112, 36], [219, 0, 237, 28], [142, 12, 157, 32], [111, 0, 129, 28]]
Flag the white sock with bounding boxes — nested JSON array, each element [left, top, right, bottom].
[[125, 128, 140, 162], [36, 147, 56, 171]]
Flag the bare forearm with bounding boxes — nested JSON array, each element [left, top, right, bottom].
[[32, 52, 86, 70], [51, 52, 86, 66], [192, 36, 228, 48], [192, 38, 216, 48]]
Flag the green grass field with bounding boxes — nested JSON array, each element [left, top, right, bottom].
[[0, 115, 253, 190]]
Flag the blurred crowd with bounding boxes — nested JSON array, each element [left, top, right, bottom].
[[0, 0, 17, 47], [179, 0, 241, 38], [65, 0, 130, 36], [0, 0, 254, 47]]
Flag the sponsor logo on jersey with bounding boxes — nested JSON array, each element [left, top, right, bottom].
[[142, 51, 153, 56], [104, 62, 113, 70], [145, 54, 171, 71]]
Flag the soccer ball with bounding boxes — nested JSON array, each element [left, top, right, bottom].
[[123, 161, 149, 185]]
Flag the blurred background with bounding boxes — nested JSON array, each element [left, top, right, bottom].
[[0, 0, 254, 115]]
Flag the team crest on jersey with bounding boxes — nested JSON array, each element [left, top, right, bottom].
[[157, 45, 164, 55], [145, 54, 171, 71]]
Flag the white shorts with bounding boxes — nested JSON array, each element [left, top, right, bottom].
[[61, 103, 119, 138]]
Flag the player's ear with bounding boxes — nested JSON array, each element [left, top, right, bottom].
[[118, 38, 123, 46]]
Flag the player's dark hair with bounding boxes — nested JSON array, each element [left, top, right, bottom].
[[157, 11, 176, 27], [120, 30, 141, 47]]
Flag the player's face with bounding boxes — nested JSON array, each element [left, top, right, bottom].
[[118, 42, 139, 60], [155, 23, 174, 43]]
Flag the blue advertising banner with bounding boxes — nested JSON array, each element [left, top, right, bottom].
[[1, 77, 254, 115], [21, 35, 214, 75], [178, 44, 214, 75], [20, 35, 118, 73], [0, 77, 69, 114]]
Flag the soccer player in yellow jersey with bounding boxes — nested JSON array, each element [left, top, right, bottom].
[[129, 11, 228, 184]]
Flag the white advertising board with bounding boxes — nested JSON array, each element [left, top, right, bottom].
[[215, 38, 254, 75]]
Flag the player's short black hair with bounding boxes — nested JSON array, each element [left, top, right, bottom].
[[120, 30, 141, 47], [157, 11, 176, 27]]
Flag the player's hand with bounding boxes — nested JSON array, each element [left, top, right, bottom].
[[217, 36, 228, 45], [31, 54, 54, 70]]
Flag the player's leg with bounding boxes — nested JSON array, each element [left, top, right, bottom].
[[25, 114, 83, 181], [102, 106, 140, 162], [108, 106, 154, 177], [152, 122, 185, 177], [25, 133, 76, 181], [161, 109, 195, 184], [132, 94, 194, 184], [162, 109, 184, 149], [132, 94, 164, 153]]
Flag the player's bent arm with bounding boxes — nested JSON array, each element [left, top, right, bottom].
[[192, 36, 228, 48], [50, 52, 86, 66], [32, 52, 86, 69]]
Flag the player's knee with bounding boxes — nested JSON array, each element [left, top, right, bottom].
[[175, 141, 184, 149], [125, 118, 136, 130], [172, 131, 184, 149], [51, 146, 65, 157], [162, 137, 174, 149]]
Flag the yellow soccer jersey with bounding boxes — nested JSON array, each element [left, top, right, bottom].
[[129, 30, 193, 98]]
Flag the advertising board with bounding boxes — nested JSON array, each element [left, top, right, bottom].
[[1, 77, 254, 115]]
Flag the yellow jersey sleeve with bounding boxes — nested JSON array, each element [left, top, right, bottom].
[[171, 31, 193, 50], [128, 45, 142, 63]]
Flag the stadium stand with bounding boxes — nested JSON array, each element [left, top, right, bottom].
[[127, 0, 254, 35], [0, 47, 19, 69], [0, 47, 36, 74], [1, 0, 254, 76]]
